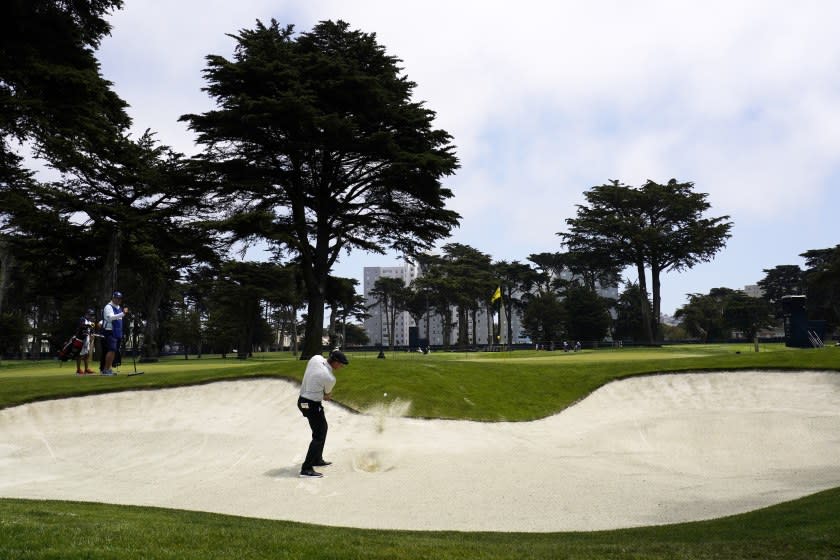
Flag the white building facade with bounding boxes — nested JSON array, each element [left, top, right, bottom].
[[363, 264, 419, 348]]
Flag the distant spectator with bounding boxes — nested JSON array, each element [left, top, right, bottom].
[[100, 290, 128, 376], [75, 308, 96, 375]]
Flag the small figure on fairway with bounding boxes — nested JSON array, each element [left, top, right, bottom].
[[297, 350, 349, 478]]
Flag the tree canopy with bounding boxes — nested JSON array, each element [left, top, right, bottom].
[[561, 179, 732, 343], [675, 287, 773, 342], [181, 19, 460, 358], [0, 0, 129, 176], [757, 264, 805, 317], [801, 245, 840, 331]]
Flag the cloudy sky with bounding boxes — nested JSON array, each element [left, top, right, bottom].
[[96, 0, 840, 315]]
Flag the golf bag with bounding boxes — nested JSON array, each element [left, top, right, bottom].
[[57, 337, 83, 362]]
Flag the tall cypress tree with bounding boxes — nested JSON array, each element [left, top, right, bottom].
[[182, 20, 460, 359], [561, 179, 732, 343]]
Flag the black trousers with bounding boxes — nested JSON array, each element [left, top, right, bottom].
[[297, 397, 328, 470]]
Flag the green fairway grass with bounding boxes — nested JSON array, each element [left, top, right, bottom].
[[1, 344, 839, 559], [2, 488, 839, 560], [2, 344, 838, 421]]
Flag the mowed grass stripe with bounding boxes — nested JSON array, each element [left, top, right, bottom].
[[2, 345, 839, 422], [2, 487, 839, 560]]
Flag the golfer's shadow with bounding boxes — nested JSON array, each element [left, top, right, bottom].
[[264, 466, 302, 479]]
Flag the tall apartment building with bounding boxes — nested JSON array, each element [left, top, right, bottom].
[[363, 264, 419, 347]]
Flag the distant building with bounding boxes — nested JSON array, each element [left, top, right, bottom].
[[363, 262, 494, 347], [744, 284, 764, 298], [363, 264, 419, 348], [363, 261, 619, 347]]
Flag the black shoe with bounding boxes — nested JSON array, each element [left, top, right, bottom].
[[313, 460, 332, 467], [299, 468, 323, 478]]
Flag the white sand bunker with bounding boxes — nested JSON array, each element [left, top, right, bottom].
[[1, 371, 839, 532]]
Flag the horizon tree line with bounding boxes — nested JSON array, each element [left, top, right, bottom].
[[2, 3, 837, 360]]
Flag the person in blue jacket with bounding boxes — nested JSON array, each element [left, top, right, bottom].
[[101, 290, 129, 376]]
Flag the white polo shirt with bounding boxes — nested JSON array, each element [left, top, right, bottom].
[[299, 355, 336, 401]]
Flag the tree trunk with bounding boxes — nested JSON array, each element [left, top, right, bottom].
[[327, 305, 338, 349], [457, 306, 468, 346], [290, 304, 299, 356], [486, 303, 493, 345], [142, 279, 165, 361], [635, 261, 655, 344], [470, 308, 477, 345], [99, 227, 121, 308], [238, 325, 250, 360], [650, 262, 662, 342], [425, 300, 431, 348], [300, 291, 325, 360], [442, 306, 452, 348], [388, 303, 397, 351], [0, 240, 13, 317], [505, 300, 513, 348]]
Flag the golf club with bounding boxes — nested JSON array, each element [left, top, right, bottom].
[[128, 338, 144, 376]]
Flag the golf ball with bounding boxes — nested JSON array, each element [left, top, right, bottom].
[[383, 392, 388, 397]]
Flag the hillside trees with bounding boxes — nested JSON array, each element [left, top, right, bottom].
[[758, 265, 805, 317], [440, 244, 495, 346], [561, 179, 732, 344], [493, 260, 538, 346], [613, 283, 649, 342], [368, 276, 408, 351], [325, 276, 363, 349], [1, 131, 218, 358], [1, 2, 222, 358], [722, 292, 773, 340], [521, 292, 565, 346], [801, 245, 840, 330], [413, 255, 458, 348], [563, 285, 612, 342], [1, 0, 129, 352], [205, 261, 292, 359], [674, 287, 772, 341]]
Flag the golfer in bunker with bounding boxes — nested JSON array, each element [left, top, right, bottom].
[[297, 350, 349, 478]]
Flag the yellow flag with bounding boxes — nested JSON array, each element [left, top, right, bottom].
[[491, 286, 501, 303]]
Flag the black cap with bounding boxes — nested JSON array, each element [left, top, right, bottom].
[[85, 308, 95, 316], [328, 350, 349, 365]]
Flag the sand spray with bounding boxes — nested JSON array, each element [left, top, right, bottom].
[[352, 398, 412, 473]]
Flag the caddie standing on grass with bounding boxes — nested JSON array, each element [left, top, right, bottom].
[[75, 308, 97, 375], [100, 290, 128, 376], [297, 350, 349, 478]]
